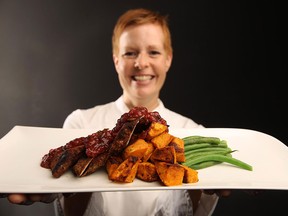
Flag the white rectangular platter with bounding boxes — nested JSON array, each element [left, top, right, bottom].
[[0, 125, 288, 193]]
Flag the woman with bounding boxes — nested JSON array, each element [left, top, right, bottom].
[[59, 8, 219, 216]]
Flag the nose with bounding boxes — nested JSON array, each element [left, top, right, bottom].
[[134, 54, 149, 69]]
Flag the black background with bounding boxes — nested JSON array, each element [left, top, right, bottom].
[[0, 0, 287, 215]]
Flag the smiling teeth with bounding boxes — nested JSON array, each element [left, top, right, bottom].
[[133, 75, 153, 81]]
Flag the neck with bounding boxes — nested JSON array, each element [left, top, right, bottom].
[[123, 95, 159, 112]]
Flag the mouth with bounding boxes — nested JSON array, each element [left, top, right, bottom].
[[132, 75, 154, 81]]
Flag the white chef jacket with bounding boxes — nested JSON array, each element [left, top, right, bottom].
[[56, 96, 218, 216]]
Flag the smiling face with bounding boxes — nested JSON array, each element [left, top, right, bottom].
[[113, 23, 172, 110]]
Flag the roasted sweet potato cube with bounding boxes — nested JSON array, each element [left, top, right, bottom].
[[109, 156, 140, 183], [150, 146, 176, 164], [155, 161, 184, 186], [125, 158, 141, 183], [136, 162, 159, 182], [123, 139, 149, 160], [151, 132, 173, 149], [168, 137, 185, 163], [146, 122, 168, 140], [106, 156, 123, 178], [142, 142, 155, 162], [180, 164, 199, 183]]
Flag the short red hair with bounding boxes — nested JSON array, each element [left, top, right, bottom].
[[112, 8, 173, 56]]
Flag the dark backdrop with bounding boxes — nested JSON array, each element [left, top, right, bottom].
[[0, 0, 287, 215]]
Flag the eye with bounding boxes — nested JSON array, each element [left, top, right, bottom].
[[149, 50, 161, 57], [123, 51, 137, 58]]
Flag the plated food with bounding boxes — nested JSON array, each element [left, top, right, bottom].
[[40, 107, 199, 186], [1, 125, 287, 193]]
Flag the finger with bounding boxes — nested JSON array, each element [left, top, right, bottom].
[[7, 194, 30, 204], [28, 193, 58, 203]]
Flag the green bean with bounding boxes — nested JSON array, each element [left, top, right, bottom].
[[182, 135, 203, 141], [185, 149, 234, 160], [184, 143, 217, 151], [219, 140, 227, 145], [188, 154, 233, 169], [183, 154, 253, 171], [184, 140, 227, 151], [185, 145, 229, 155], [183, 136, 221, 145], [189, 161, 222, 170]]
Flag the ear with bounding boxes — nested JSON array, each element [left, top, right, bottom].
[[113, 54, 119, 73], [165, 53, 173, 71]]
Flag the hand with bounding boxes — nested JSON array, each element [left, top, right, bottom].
[[0, 193, 58, 205]]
